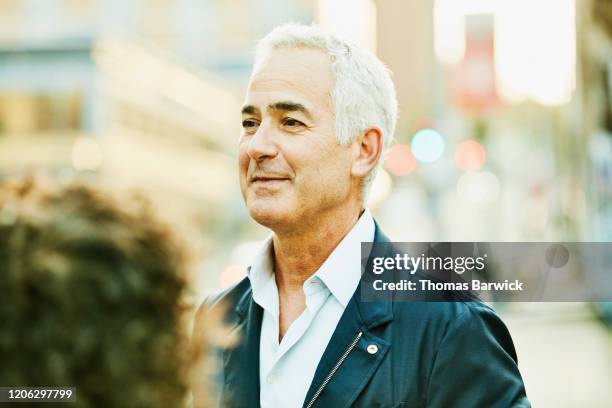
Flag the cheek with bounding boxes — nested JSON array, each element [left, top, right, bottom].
[[238, 145, 250, 173], [327, 150, 354, 186], [301, 147, 353, 192], [238, 146, 251, 194]]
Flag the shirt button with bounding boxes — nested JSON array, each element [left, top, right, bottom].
[[367, 344, 378, 354], [267, 373, 276, 384]]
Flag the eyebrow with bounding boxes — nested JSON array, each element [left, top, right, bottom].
[[241, 101, 311, 118]]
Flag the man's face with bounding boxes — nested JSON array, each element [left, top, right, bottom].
[[239, 48, 355, 231]]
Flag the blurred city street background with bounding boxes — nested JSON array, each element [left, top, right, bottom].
[[0, 1, 611, 406]]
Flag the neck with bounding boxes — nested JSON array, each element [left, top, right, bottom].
[[272, 202, 364, 292]]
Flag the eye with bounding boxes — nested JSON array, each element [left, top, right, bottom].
[[282, 117, 305, 129], [242, 119, 259, 132]]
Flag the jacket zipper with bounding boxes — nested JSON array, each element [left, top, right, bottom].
[[304, 331, 363, 408]]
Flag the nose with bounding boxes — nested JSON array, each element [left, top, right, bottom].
[[246, 122, 278, 161]]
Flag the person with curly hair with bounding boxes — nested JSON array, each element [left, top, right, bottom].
[[0, 176, 219, 407]]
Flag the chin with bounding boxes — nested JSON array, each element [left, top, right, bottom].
[[247, 200, 292, 229]]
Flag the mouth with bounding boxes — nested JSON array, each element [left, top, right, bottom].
[[249, 176, 291, 189], [250, 176, 290, 183]]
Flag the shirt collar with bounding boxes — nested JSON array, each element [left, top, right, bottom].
[[246, 236, 276, 314], [247, 209, 375, 309], [312, 209, 374, 307]]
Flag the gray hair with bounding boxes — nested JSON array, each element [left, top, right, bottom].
[[253, 23, 399, 201]]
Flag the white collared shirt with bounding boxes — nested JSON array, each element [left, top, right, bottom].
[[247, 210, 375, 408]]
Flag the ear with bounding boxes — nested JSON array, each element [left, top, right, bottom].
[[351, 127, 384, 178]]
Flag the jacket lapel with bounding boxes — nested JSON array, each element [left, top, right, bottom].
[[302, 223, 394, 408], [222, 288, 262, 408]]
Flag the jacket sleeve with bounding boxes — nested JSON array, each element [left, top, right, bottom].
[[425, 304, 530, 408]]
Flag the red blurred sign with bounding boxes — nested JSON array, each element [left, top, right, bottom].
[[452, 14, 499, 113]]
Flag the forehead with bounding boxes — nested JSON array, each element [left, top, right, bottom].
[[245, 47, 334, 113]]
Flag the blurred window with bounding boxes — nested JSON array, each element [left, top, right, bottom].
[[0, 92, 82, 135], [62, 0, 97, 28]]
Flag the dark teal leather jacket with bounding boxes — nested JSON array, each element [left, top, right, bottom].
[[199, 226, 530, 408]]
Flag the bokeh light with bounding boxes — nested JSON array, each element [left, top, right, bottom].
[[318, 0, 377, 52], [219, 265, 246, 288], [495, 0, 575, 105], [71, 137, 102, 171], [454, 140, 486, 171], [434, 0, 466, 64], [411, 129, 445, 163], [219, 241, 262, 288], [385, 144, 417, 176], [457, 170, 500, 204]]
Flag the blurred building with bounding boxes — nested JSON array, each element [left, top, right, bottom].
[[368, 0, 612, 244], [579, 0, 612, 241], [0, 0, 316, 230], [0, 0, 319, 296]]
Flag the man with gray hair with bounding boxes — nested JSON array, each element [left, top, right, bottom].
[[200, 23, 529, 408]]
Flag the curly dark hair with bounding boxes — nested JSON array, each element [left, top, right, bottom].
[[0, 177, 200, 407]]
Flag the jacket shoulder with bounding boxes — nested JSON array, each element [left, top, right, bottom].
[[393, 299, 500, 326], [393, 300, 518, 360], [196, 277, 252, 317], [420, 301, 528, 406]]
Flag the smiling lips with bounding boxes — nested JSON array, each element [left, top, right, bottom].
[[250, 175, 290, 184]]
